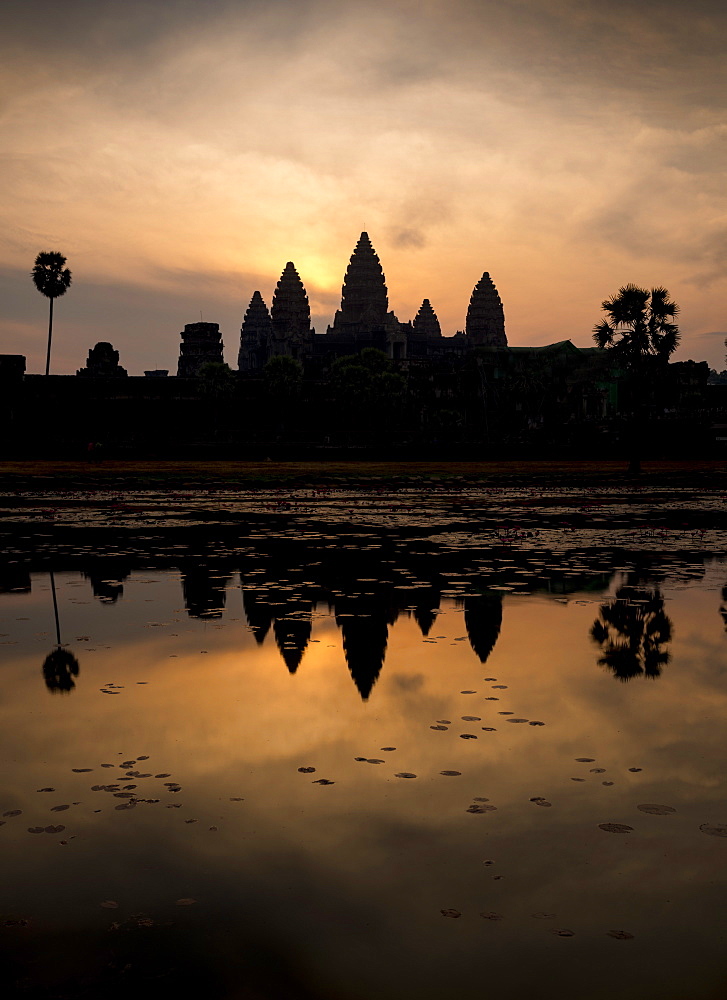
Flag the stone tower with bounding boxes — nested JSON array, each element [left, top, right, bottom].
[[411, 299, 442, 339], [465, 272, 506, 347], [270, 262, 313, 360], [176, 322, 224, 377], [77, 342, 128, 377], [329, 232, 389, 341], [239, 291, 272, 371]]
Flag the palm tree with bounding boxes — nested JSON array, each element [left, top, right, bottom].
[[593, 284, 680, 473], [31, 251, 72, 375]]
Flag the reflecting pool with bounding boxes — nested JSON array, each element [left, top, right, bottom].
[[1, 549, 727, 999]]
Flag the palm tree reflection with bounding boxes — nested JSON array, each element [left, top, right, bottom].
[[720, 584, 727, 631], [590, 584, 672, 681], [42, 646, 80, 693], [42, 570, 80, 693]]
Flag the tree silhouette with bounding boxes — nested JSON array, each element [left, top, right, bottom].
[[593, 284, 679, 474], [328, 349, 405, 445], [264, 354, 303, 392], [197, 361, 236, 397], [264, 355, 304, 439], [590, 585, 672, 681], [31, 251, 72, 376]]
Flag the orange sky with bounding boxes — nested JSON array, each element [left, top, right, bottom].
[[1, 0, 726, 373]]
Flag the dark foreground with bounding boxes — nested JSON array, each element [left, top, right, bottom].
[[1, 458, 726, 490]]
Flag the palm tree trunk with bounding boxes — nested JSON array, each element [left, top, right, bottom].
[[628, 372, 642, 475], [45, 297, 54, 376]]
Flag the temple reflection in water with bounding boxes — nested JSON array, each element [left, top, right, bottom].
[[5, 551, 714, 700], [236, 578, 505, 700]]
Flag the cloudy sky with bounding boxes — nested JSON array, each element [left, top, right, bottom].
[[2, 0, 726, 374]]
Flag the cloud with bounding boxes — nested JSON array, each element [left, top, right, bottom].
[[1, 0, 727, 372], [389, 229, 427, 250]]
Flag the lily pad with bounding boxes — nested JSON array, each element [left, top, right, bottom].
[[699, 823, 727, 838]]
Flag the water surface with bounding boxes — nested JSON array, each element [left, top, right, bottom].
[[1, 552, 727, 999]]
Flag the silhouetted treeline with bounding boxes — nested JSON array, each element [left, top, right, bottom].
[[1, 350, 722, 458]]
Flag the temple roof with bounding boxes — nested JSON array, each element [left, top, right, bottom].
[[412, 298, 442, 338], [466, 272, 507, 347], [271, 262, 312, 342], [336, 232, 389, 328], [242, 290, 272, 331]]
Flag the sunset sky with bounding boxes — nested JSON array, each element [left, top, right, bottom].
[[2, 0, 726, 374]]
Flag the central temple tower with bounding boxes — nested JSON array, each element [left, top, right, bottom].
[[270, 262, 313, 360], [328, 232, 389, 342], [465, 272, 507, 347]]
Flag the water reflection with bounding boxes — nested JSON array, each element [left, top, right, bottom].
[[239, 580, 505, 699], [5, 551, 708, 698], [84, 558, 131, 603], [273, 596, 313, 673], [42, 570, 81, 693], [0, 564, 31, 594], [182, 566, 232, 619], [1, 548, 727, 1000], [463, 594, 503, 663], [42, 645, 80, 693], [590, 583, 673, 681], [336, 593, 392, 699], [720, 583, 727, 631]]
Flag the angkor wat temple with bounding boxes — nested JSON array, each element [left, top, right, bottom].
[[237, 231, 506, 371], [0, 232, 720, 457]]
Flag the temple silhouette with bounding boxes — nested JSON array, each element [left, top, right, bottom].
[[41, 231, 509, 377], [0, 231, 719, 457], [236, 232, 506, 371]]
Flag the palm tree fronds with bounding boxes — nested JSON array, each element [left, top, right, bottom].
[[592, 319, 615, 348], [31, 251, 72, 299]]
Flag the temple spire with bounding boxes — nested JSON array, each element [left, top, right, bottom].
[[412, 299, 441, 338], [270, 262, 313, 360], [330, 232, 389, 338], [465, 272, 506, 347], [239, 290, 272, 371]]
